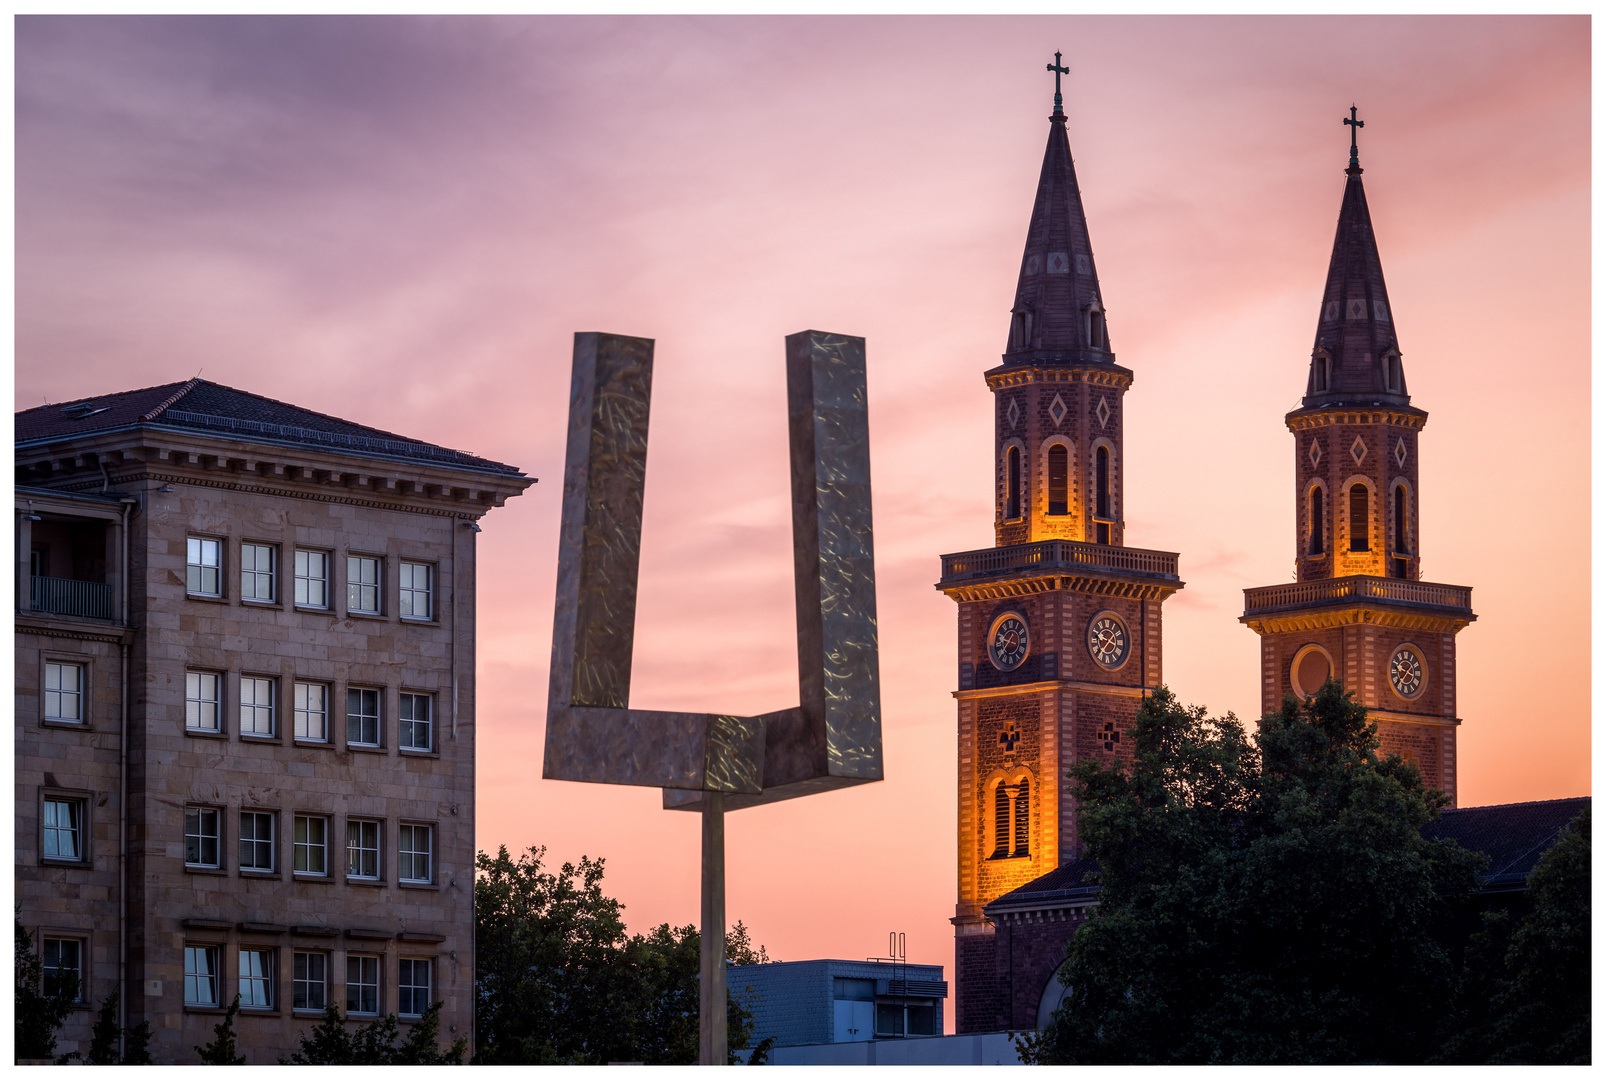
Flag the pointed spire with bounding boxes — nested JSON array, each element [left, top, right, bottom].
[[1001, 57, 1112, 368], [1302, 110, 1408, 408]]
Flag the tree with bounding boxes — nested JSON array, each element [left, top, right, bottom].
[[284, 1001, 467, 1064], [14, 919, 77, 1062], [195, 994, 246, 1064], [1027, 682, 1484, 1064], [85, 987, 154, 1065], [473, 844, 765, 1064]]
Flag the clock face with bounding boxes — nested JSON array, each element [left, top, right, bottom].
[[1087, 612, 1130, 669], [1389, 646, 1425, 699], [988, 613, 1030, 671]]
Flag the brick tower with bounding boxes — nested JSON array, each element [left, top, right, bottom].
[[938, 63, 1183, 1032], [1240, 112, 1476, 802]]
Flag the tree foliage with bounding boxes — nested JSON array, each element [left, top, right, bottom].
[[473, 844, 767, 1064], [14, 919, 77, 1063], [194, 994, 246, 1064], [1027, 682, 1485, 1064], [86, 989, 154, 1065], [284, 1001, 467, 1064]]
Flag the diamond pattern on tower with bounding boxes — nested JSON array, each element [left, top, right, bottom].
[[1309, 439, 1322, 468], [1007, 398, 1020, 430], [1350, 435, 1367, 465], [1095, 397, 1110, 429], [1049, 394, 1067, 427], [1395, 437, 1407, 467]]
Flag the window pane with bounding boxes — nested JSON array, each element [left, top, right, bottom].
[[239, 949, 273, 1009], [294, 683, 328, 741], [43, 798, 82, 860], [44, 662, 83, 722], [347, 689, 380, 746], [294, 816, 327, 875], [399, 958, 430, 1017], [186, 672, 220, 732], [295, 551, 327, 607], [294, 952, 326, 1011], [347, 556, 381, 613], [400, 563, 432, 619], [185, 946, 218, 1006], [187, 807, 220, 867], [347, 955, 379, 1015], [241, 677, 275, 736], [400, 694, 431, 751], [241, 544, 275, 601]]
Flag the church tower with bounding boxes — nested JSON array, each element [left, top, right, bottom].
[[938, 58, 1183, 1032], [1240, 111, 1476, 800]]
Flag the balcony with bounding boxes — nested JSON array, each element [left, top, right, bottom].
[[27, 575, 114, 620], [1242, 576, 1473, 617], [939, 539, 1180, 585]]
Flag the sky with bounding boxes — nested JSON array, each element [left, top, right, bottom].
[[15, 15, 1590, 1024]]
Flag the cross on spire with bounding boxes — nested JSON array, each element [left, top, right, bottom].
[[1047, 51, 1069, 115], [1344, 105, 1364, 173]]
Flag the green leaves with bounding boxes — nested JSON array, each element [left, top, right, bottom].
[[283, 1001, 467, 1064]]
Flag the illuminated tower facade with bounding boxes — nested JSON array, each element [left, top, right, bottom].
[[938, 65, 1183, 1032], [1240, 113, 1476, 801]]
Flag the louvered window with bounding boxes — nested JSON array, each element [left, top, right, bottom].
[[1394, 486, 1409, 554], [1349, 484, 1369, 551], [1310, 487, 1325, 555], [1013, 780, 1030, 857], [1095, 447, 1111, 519], [992, 784, 1011, 858], [1005, 447, 1021, 520], [1047, 446, 1068, 515]]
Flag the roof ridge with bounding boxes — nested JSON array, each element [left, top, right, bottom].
[[1441, 796, 1590, 814], [140, 377, 202, 421]]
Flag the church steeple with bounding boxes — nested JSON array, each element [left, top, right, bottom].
[[1003, 66, 1112, 367], [1304, 108, 1408, 408]]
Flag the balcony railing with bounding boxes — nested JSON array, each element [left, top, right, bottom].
[[28, 576, 114, 620], [1243, 576, 1472, 615], [940, 539, 1180, 583]]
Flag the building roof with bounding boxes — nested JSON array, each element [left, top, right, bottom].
[[986, 797, 1591, 916], [1422, 796, 1590, 893], [15, 378, 523, 477]]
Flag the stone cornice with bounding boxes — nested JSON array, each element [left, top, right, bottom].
[[943, 573, 1180, 604], [1369, 709, 1462, 728], [1240, 604, 1474, 636], [984, 364, 1133, 392], [14, 614, 136, 645], [1285, 405, 1428, 433], [953, 679, 1148, 702]]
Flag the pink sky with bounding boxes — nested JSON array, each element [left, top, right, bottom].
[[16, 16, 1590, 1020]]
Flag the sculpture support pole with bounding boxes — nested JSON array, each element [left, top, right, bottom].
[[699, 792, 727, 1065]]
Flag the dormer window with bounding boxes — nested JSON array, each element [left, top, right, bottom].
[[1010, 310, 1033, 349], [1382, 351, 1402, 392], [1086, 303, 1106, 351], [1313, 350, 1331, 393]]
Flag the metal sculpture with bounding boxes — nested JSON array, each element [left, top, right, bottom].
[[544, 330, 883, 1063]]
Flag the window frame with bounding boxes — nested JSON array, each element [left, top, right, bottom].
[[293, 682, 330, 743], [41, 792, 89, 865], [346, 687, 382, 749], [184, 944, 222, 1008], [293, 951, 328, 1013], [185, 670, 224, 735], [399, 561, 434, 621], [240, 542, 277, 603], [346, 554, 382, 616], [345, 818, 382, 882], [239, 810, 276, 874], [346, 954, 381, 1017], [42, 936, 87, 1003], [239, 675, 276, 738], [185, 805, 223, 870], [1348, 483, 1371, 553], [293, 549, 330, 609], [186, 535, 224, 598], [43, 660, 86, 725], [399, 692, 432, 752], [238, 947, 276, 1011], [293, 814, 329, 877], [1045, 443, 1069, 516], [398, 823, 433, 885], [398, 957, 432, 1018]]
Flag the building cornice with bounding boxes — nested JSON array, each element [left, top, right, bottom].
[[1285, 405, 1428, 433], [984, 364, 1133, 392], [953, 679, 1148, 702], [14, 614, 136, 644], [1241, 605, 1473, 635]]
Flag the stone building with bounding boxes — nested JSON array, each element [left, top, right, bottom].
[[936, 81, 1183, 1031], [15, 378, 531, 1062]]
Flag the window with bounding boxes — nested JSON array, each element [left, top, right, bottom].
[[1047, 445, 1068, 516], [399, 562, 432, 620], [186, 671, 222, 733], [1088, 307, 1105, 350], [293, 952, 327, 1012], [44, 662, 84, 723], [294, 550, 328, 608], [399, 824, 432, 883], [347, 555, 381, 614], [1394, 485, 1409, 554], [347, 689, 381, 747], [186, 806, 221, 868], [1004, 447, 1021, 520], [1313, 351, 1330, 393], [1349, 484, 1370, 552], [347, 955, 380, 1016], [989, 780, 1030, 860], [187, 537, 222, 596], [398, 959, 432, 1017], [241, 543, 276, 602], [1383, 352, 1402, 392], [399, 693, 432, 752], [185, 945, 220, 1007], [1095, 446, 1111, 519], [991, 784, 1010, 859], [294, 683, 328, 742], [1014, 778, 1031, 857], [347, 820, 380, 880], [239, 949, 274, 1010], [42, 938, 84, 1002], [1309, 487, 1325, 556], [240, 811, 274, 872], [42, 797, 84, 861], [294, 815, 328, 876], [240, 676, 275, 737]]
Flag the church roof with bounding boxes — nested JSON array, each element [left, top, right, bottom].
[[15, 378, 524, 477], [985, 797, 1590, 916], [1000, 100, 1114, 369], [1300, 131, 1410, 409]]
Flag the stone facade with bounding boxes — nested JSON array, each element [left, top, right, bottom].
[[15, 380, 531, 1063]]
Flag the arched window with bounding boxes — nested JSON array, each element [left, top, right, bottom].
[[1095, 446, 1111, 544], [992, 784, 1011, 859], [1013, 779, 1030, 857], [1309, 487, 1325, 556], [1349, 484, 1369, 552], [1005, 447, 1021, 520], [1047, 445, 1068, 515], [1392, 485, 1410, 578]]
